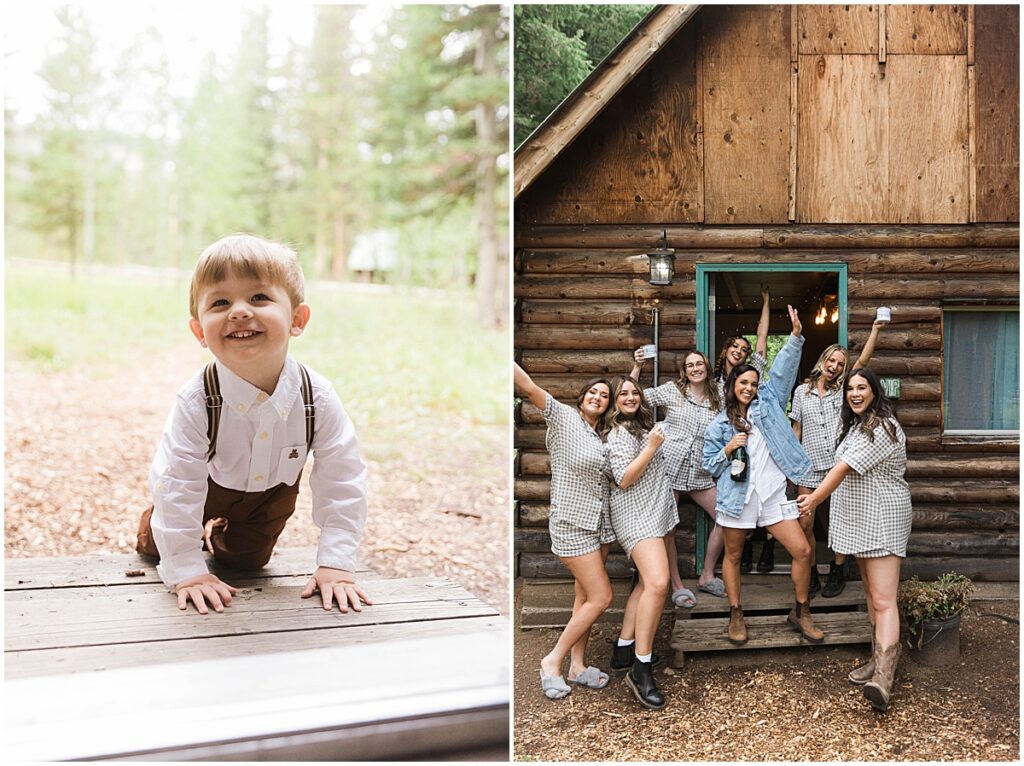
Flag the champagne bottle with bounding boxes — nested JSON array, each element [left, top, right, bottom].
[[730, 444, 748, 482]]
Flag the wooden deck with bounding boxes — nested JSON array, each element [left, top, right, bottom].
[[5, 548, 509, 761]]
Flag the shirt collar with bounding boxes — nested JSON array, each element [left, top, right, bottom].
[[213, 356, 300, 420]]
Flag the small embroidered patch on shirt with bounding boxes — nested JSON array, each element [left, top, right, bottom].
[[289, 448, 299, 459]]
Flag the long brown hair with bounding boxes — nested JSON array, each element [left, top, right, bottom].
[[675, 350, 722, 412], [604, 376, 654, 439], [723, 364, 758, 433], [714, 336, 753, 381], [837, 368, 899, 445]]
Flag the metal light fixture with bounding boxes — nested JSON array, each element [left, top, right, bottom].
[[646, 229, 676, 286]]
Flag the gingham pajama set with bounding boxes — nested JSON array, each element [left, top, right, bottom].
[[789, 383, 843, 488], [543, 394, 615, 557], [642, 383, 717, 492], [715, 351, 767, 402], [829, 418, 912, 558], [605, 425, 678, 557]]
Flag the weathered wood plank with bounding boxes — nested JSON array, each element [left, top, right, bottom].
[[848, 275, 1019, 299], [671, 611, 872, 659], [518, 552, 635, 580], [5, 577, 494, 652], [762, 224, 1018, 249], [516, 325, 695, 351], [520, 300, 695, 326], [910, 505, 1019, 531], [520, 248, 1020, 275], [702, 4, 791, 223], [798, 54, 887, 223], [799, 5, 879, 55], [516, 275, 696, 300], [907, 530, 1018, 557], [3, 548, 369, 591], [885, 5, 968, 55], [901, 556, 1018, 581], [6, 630, 508, 762], [847, 327, 941, 351], [6, 615, 507, 679], [886, 54, 969, 223], [973, 5, 1020, 223]]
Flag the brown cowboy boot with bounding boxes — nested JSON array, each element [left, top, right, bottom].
[[787, 600, 825, 643], [728, 605, 748, 645], [863, 642, 902, 712], [848, 630, 875, 685]]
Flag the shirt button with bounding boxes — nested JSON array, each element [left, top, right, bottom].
[[254, 474, 264, 482], [259, 432, 269, 440], [237, 404, 247, 413], [257, 392, 269, 403]]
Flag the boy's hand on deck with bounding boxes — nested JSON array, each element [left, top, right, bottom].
[[174, 573, 237, 614], [302, 566, 373, 613]]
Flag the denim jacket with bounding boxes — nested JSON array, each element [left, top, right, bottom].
[[702, 334, 812, 517]]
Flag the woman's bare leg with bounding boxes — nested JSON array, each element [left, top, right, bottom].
[[721, 526, 748, 606], [665, 491, 684, 593], [690, 487, 723, 586], [861, 556, 901, 648], [765, 518, 812, 603], [542, 546, 613, 678], [629, 538, 670, 656]]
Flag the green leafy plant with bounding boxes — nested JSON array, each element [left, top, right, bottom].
[[897, 572, 975, 630]]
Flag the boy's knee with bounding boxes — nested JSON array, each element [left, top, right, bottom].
[[213, 546, 274, 571]]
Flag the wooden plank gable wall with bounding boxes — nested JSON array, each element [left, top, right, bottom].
[[514, 5, 1020, 584]]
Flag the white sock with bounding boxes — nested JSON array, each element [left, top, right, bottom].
[[617, 637, 635, 647], [636, 652, 652, 663]]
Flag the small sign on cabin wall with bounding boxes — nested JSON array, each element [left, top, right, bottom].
[[881, 377, 901, 399]]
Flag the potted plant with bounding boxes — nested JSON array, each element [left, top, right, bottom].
[[897, 571, 975, 666]]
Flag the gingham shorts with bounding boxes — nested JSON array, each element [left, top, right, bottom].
[[550, 514, 616, 558]]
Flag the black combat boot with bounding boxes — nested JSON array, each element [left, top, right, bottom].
[[821, 561, 846, 598], [626, 658, 666, 710]]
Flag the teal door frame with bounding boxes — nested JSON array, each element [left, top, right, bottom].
[[693, 262, 848, 573]]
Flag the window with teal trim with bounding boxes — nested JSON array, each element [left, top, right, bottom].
[[943, 309, 1020, 432]]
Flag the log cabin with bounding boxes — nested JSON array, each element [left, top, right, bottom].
[[513, 4, 1019, 617]]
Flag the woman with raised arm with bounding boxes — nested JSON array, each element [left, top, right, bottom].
[[797, 368, 911, 713], [630, 349, 724, 606], [514, 363, 616, 700], [790, 319, 888, 597], [703, 305, 824, 646], [603, 376, 677, 710]]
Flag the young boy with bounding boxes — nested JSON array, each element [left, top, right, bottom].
[[136, 234, 370, 615]]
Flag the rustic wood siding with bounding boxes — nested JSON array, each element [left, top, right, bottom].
[[513, 224, 1020, 582], [518, 5, 1017, 226]]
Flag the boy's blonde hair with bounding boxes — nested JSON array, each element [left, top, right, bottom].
[[189, 234, 305, 319]]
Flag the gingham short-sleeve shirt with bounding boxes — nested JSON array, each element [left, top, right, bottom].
[[643, 382, 718, 492], [790, 382, 843, 471], [716, 351, 768, 402], [829, 418, 912, 558], [605, 425, 678, 556], [544, 394, 609, 532]]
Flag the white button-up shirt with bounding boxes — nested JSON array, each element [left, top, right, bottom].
[[149, 356, 368, 587]]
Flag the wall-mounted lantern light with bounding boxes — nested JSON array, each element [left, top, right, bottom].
[[646, 229, 676, 286]]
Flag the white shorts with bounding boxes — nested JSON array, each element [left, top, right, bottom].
[[716, 481, 799, 530]]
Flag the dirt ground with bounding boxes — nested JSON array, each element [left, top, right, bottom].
[[4, 348, 508, 616], [513, 594, 1019, 761]]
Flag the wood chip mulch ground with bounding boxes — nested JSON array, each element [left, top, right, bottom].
[[513, 598, 1019, 761], [4, 348, 508, 616]]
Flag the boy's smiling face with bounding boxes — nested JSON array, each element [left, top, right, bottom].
[[189, 269, 310, 388]]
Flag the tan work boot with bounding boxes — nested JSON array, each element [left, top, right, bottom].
[[787, 600, 825, 643], [728, 605, 748, 645], [849, 631, 875, 684], [863, 642, 902, 712]]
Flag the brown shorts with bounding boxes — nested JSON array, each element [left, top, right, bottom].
[[136, 476, 300, 571]]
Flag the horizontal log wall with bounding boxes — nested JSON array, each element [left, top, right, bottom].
[[513, 225, 1020, 583]]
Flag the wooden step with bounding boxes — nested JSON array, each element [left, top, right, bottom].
[[681, 578, 867, 615], [670, 611, 873, 666]]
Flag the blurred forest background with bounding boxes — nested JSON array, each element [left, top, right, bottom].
[[513, 4, 652, 147], [5, 4, 509, 327], [4, 5, 510, 613]]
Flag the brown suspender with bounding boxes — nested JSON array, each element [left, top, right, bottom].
[[203, 363, 315, 461]]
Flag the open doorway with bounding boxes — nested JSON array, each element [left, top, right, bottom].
[[697, 264, 848, 390], [693, 263, 849, 573]]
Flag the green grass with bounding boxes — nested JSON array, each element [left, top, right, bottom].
[[6, 263, 508, 427]]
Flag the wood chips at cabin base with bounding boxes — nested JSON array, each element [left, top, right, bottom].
[[512, 600, 1019, 761]]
